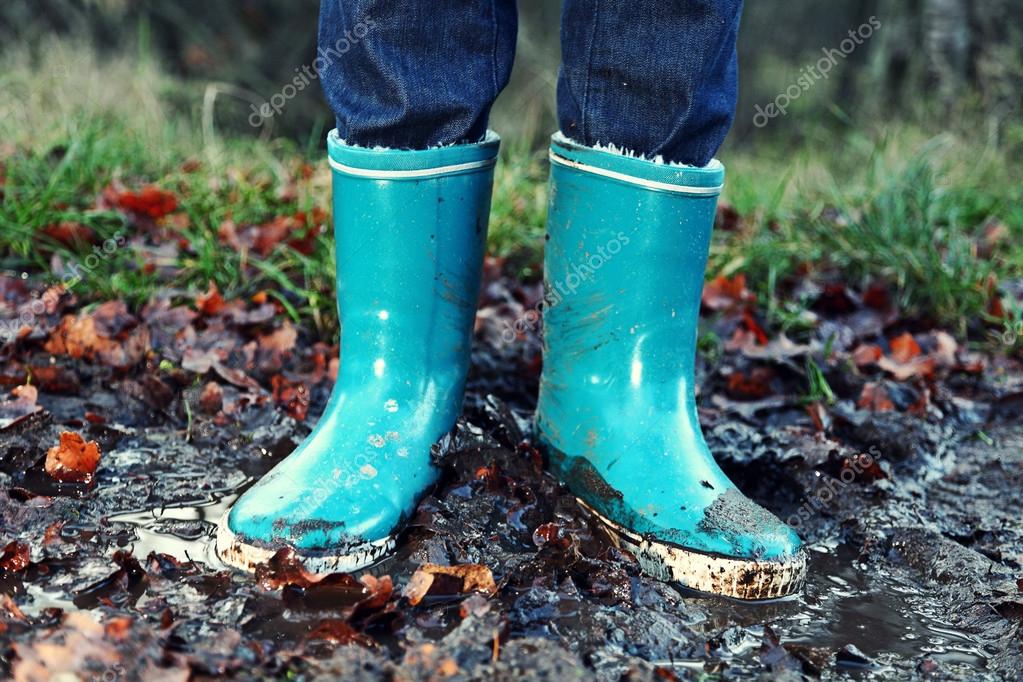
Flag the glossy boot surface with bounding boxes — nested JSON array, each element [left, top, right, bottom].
[[217, 131, 499, 572], [536, 134, 806, 600]]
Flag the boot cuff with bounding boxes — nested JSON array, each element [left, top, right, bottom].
[[328, 129, 500, 180], [550, 132, 723, 196]]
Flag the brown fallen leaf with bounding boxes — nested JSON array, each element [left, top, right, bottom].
[[0, 541, 30, 573], [403, 563, 497, 605], [198, 381, 223, 414], [0, 384, 43, 430], [805, 401, 831, 433], [271, 374, 310, 421], [857, 382, 895, 412], [702, 273, 755, 312], [306, 619, 376, 647], [45, 431, 101, 485], [43, 521, 64, 546], [259, 320, 298, 355], [27, 365, 80, 394], [725, 366, 775, 400], [715, 202, 741, 232], [254, 548, 323, 590], [44, 302, 149, 369], [877, 355, 935, 382]]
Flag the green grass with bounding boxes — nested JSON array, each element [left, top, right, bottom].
[[1, 40, 1020, 341], [715, 127, 1022, 336]]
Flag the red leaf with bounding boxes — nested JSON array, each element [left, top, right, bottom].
[[38, 222, 97, 249], [271, 375, 310, 421], [113, 185, 178, 219], [726, 367, 775, 400], [195, 281, 226, 316], [889, 333, 921, 363], [0, 541, 30, 573]]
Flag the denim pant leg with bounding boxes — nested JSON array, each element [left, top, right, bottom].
[[558, 0, 743, 166], [318, 0, 518, 149]]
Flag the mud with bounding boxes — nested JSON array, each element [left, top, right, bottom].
[[1, 276, 1022, 680], [697, 487, 789, 558]]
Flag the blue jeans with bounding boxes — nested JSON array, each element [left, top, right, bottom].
[[318, 1, 742, 166]]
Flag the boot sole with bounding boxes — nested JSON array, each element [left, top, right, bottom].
[[577, 499, 807, 601], [214, 512, 395, 574]]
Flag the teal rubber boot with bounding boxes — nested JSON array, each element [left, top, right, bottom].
[[536, 134, 806, 600], [217, 131, 499, 572]]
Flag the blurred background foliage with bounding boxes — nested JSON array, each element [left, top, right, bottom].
[[1, 0, 1021, 336], [3, 0, 1021, 148]]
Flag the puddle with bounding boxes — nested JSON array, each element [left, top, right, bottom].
[[771, 543, 990, 670]]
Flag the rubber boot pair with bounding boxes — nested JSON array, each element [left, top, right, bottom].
[[217, 131, 807, 600]]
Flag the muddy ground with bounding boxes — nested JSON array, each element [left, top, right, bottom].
[[1, 269, 1022, 681]]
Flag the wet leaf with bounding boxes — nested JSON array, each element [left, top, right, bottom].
[[45, 431, 101, 484], [72, 551, 148, 609], [254, 548, 322, 590], [404, 563, 498, 605], [0, 541, 30, 573], [306, 619, 375, 646], [259, 321, 298, 355], [271, 375, 310, 421]]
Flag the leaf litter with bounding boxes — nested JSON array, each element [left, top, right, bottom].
[[0, 239, 1021, 679]]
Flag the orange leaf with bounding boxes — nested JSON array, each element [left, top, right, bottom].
[[857, 382, 895, 411], [701, 274, 755, 312], [45, 431, 101, 484], [196, 281, 226, 316], [403, 563, 497, 605], [889, 333, 921, 363]]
